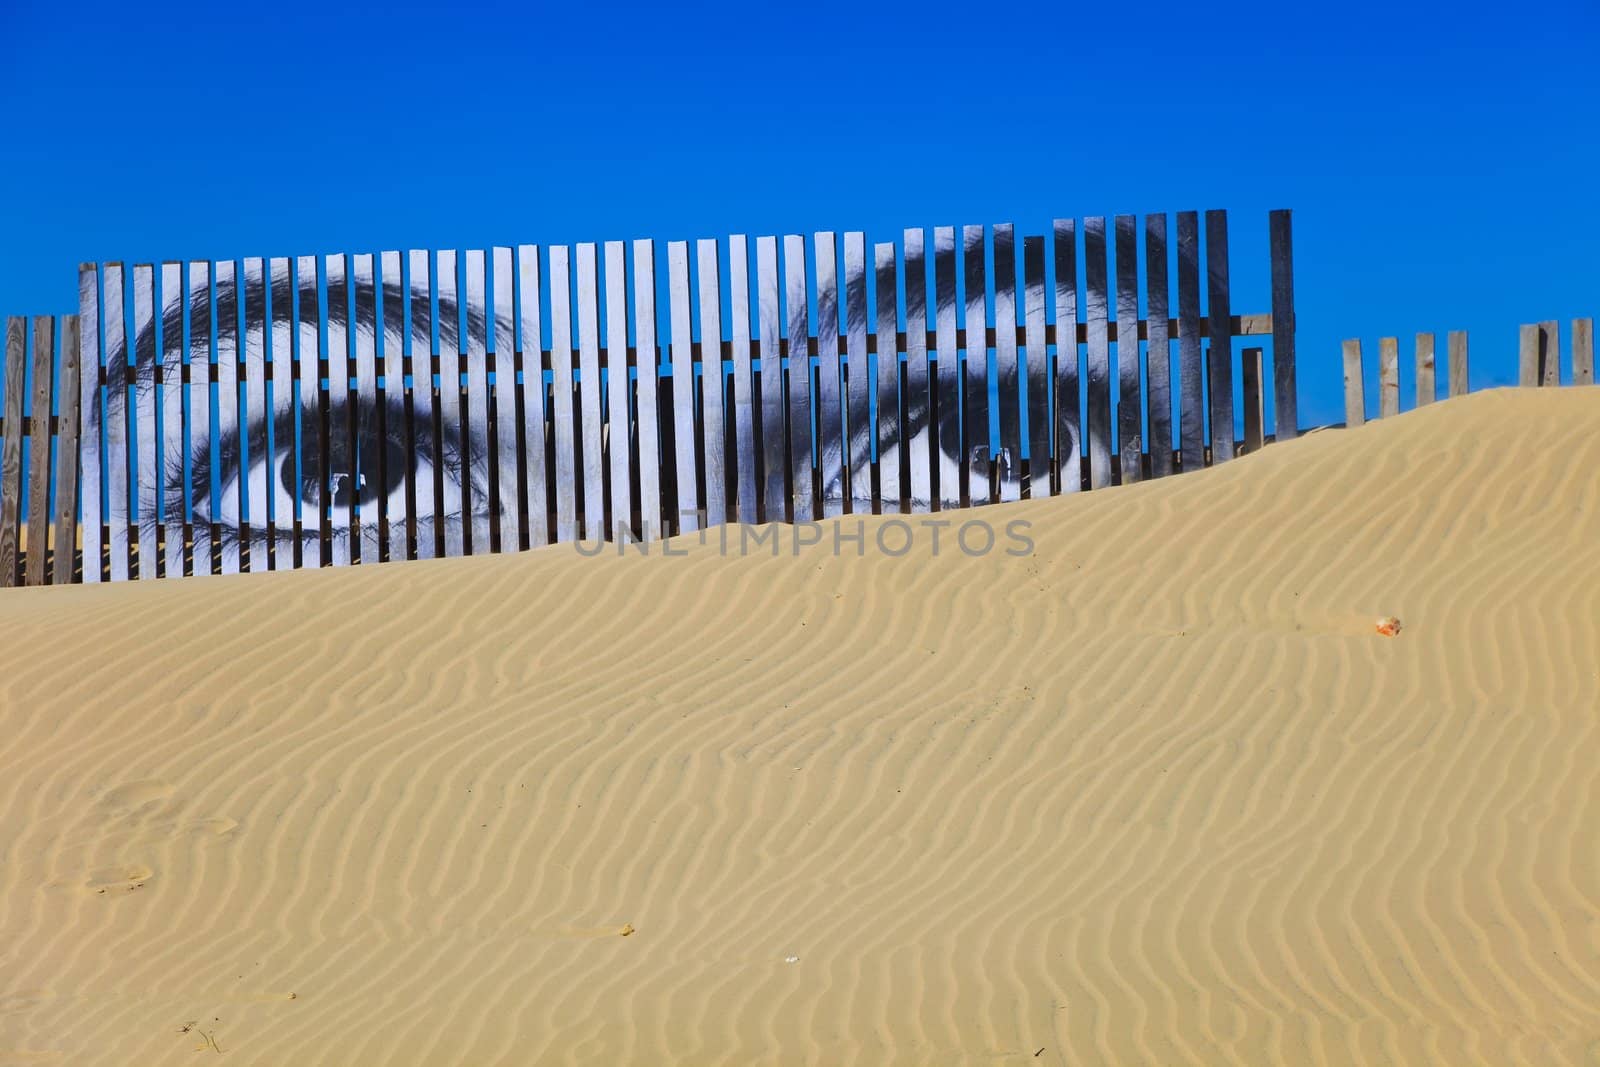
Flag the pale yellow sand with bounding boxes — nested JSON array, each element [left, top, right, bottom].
[[2, 387, 1598, 1066]]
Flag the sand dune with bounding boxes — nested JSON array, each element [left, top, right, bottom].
[[1, 387, 1598, 1066]]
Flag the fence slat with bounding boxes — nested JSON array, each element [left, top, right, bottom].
[[324, 256, 354, 567], [1175, 213, 1203, 471], [695, 239, 727, 527], [1541, 320, 1560, 387], [904, 227, 932, 510], [874, 241, 902, 513], [1415, 332, 1436, 407], [1114, 215, 1142, 483], [784, 234, 815, 521], [1083, 217, 1112, 489], [25, 317, 54, 585], [1145, 215, 1173, 478], [271, 257, 296, 568], [844, 231, 870, 512], [603, 241, 633, 540], [77, 267, 102, 582], [1518, 323, 1539, 387], [103, 264, 131, 580], [1053, 220, 1080, 493], [729, 235, 758, 524], [632, 240, 662, 541], [132, 266, 160, 576], [215, 260, 242, 573], [0, 317, 24, 586], [547, 246, 577, 544], [381, 250, 408, 561], [933, 226, 960, 511], [461, 250, 491, 554], [1343, 339, 1365, 427], [1241, 346, 1264, 454], [1447, 330, 1469, 398], [666, 241, 699, 533], [52, 315, 81, 586], [961, 224, 990, 506], [1205, 210, 1236, 463], [242, 258, 269, 570], [993, 223, 1020, 503], [575, 244, 606, 541], [1378, 336, 1399, 418], [294, 256, 322, 567], [814, 231, 844, 517], [1022, 236, 1050, 499], [516, 246, 548, 549], [756, 236, 785, 523], [1268, 209, 1298, 441], [190, 262, 214, 575], [1574, 318, 1594, 386]]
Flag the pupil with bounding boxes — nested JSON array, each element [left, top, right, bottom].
[[277, 435, 409, 509]]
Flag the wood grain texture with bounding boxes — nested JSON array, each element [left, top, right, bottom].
[[132, 265, 160, 575], [814, 232, 845, 517], [1114, 215, 1142, 484], [844, 232, 870, 512], [961, 224, 990, 507], [215, 260, 242, 573], [1083, 217, 1113, 489], [992, 223, 1020, 503], [1518, 324, 1539, 387], [516, 246, 549, 549], [1022, 235, 1051, 499], [904, 228, 932, 510], [784, 234, 815, 522], [1415, 332, 1436, 407], [191, 261, 215, 575], [632, 241, 662, 542], [1268, 209, 1298, 440], [104, 264, 131, 579], [933, 226, 959, 511], [1053, 219, 1081, 493], [667, 242, 700, 532], [25, 317, 54, 585], [756, 236, 786, 523], [76, 267, 102, 582], [546, 247, 577, 544], [728, 235, 758, 524], [489, 248, 521, 554], [575, 244, 607, 541], [0, 317, 25, 586], [462, 251, 492, 554], [1241, 346, 1264, 454], [242, 259, 270, 570], [1573, 318, 1594, 386], [1448, 330, 1469, 398], [1343, 339, 1365, 427], [1379, 336, 1400, 418], [271, 257, 298, 568], [604, 242, 634, 540], [873, 241, 902, 513], [696, 239, 727, 527], [1176, 213, 1204, 471], [1204, 210, 1236, 463]]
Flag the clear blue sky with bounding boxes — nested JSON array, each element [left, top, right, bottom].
[[2, 0, 1596, 429]]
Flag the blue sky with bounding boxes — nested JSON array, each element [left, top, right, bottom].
[[1, 0, 1596, 429]]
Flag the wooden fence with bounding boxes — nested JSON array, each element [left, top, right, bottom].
[[1343, 318, 1595, 424], [0, 208, 1298, 586]]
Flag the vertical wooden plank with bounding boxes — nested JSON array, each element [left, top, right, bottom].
[[189, 261, 214, 576], [1113, 215, 1142, 483], [242, 258, 269, 571], [1083, 217, 1113, 489], [1241, 346, 1264, 454], [403, 250, 435, 558], [603, 241, 633, 540], [1204, 210, 1236, 462], [214, 260, 241, 574], [756, 236, 786, 522], [1175, 212, 1204, 471], [1145, 215, 1173, 477], [53, 315, 81, 585], [1052, 220, 1080, 493], [321, 255, 351, 566], [547, 246, 578, 543], [104, 264, 131, 580], [632, 240, 663, 541], [293, 256, 322, 567], [575, 243, 606, 540], [77, 266, 103, 583], [814, 231, 844, 517], [25, 317, 55, 585], [665, 241, 700, 533], [961, 224, 989, 506], [157, 264, 184, 575], [1343, 340, 1366, 427], [434, 249, 466, 555], [728, 235, 758, 524], [844, 231, 871, 512], [461, 250, 491, 553], [0, 317, 25, 586], [131, 265, 159, 576], [1447, 330, 1469, 398], [1573, 318, 1594, 386], [903, 227, 932, 510], [1518, 324, 1539, 386], [1415, 332, 1436, 407], [270, 257, 296, 568], [515, 245, 549, 548], [1378, 336, 1400, 418], [380, 250, 408, 561], [873, 241, 902, 513], [1022, 236, 1050, 499], [784, 234, 815, 521], [993, 223, 1020, 502], [1268, 209, 1299, 441], [1540, 320, 1560, 387], [933, 226, 960, 511], [695, 238, 727, 527]]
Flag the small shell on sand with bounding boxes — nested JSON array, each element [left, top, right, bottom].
[[1375, 616, 1402, 637]]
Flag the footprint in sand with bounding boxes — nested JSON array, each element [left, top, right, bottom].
[[46, 864, 154, 896], [97, 780, 175, 812]]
